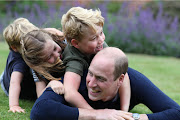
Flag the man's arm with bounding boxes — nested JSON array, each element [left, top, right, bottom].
[[30, 87, 134, 120], [128, 67, 180, 120], [64, 71, 93, 109], [8, 71, 25, 113]]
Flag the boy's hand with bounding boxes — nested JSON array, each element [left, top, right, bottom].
[[8, 105, 25, 113], [47, 80, 65, 95]]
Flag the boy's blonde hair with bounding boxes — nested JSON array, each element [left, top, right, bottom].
[[61, 7, 104, 43], [21, 29, 65, 81], [3, 18, 39, 52]]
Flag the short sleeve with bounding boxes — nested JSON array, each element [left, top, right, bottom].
[[65, 60, 84, 76]]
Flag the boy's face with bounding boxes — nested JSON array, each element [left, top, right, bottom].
[[76, 25, 105, 55]]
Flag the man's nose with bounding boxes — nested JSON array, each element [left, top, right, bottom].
[[88, 77, 97, 87]]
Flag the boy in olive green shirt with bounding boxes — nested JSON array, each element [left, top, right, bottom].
[[61, 7, 130, 111]]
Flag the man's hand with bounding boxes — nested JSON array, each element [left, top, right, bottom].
[[96, 109, 133, 120], [47, 80, 65, 95], [8, 105, 25, 113], [79, 108, 134, 120]]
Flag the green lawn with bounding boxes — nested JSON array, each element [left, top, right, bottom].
[[0, 42, 180, 119]]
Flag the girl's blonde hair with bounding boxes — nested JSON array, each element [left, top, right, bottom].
[[61, 7, 104, 43], [21, 29, 66, 80], [3, 18, 39, 51]]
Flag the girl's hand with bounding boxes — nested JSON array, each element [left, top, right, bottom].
[[47, 80, 65, 95]]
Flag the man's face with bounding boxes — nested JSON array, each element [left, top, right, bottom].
[[86, 55, 120, 101], [76, 25, 105, 55]]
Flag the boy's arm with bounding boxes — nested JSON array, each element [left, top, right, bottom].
[[43, 28, 63, 36], [119, 73, 131, 112], [64, 71, 93, 109], [46, 80, 65, 95], [8, 71, 25, 113]]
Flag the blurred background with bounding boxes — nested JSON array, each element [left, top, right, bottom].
[[0, 0, 180, 58]]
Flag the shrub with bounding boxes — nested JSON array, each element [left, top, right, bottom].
[[104, 2, 180, 57], [0, 1, 179, 57]]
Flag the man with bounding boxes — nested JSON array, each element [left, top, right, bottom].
[[30, 47, 180, 120]]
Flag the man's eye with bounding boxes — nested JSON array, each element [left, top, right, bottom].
[[88, 72, 93, 76], [97, 77, 105, 82]]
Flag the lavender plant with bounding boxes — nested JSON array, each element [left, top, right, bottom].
[[104, 2, 180, 57], [0, 1, 179, 57]]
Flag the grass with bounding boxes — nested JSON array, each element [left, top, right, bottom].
[[0, 42, 180, 119]]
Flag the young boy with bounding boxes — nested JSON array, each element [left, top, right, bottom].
[[0, 18, 39, 113], [0, 18, 63, 113], [61, 7, 130, 111]]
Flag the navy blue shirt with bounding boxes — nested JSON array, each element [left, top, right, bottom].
[[2, 50, 36, 99]]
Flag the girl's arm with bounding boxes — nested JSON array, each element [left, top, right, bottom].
[[35, 81, 47, 98], [64, 71, 93, 109], [119, 73, 131, 111], [8, 71, 25, 113]]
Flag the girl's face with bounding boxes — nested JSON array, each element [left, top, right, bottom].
[[76, 25, 105, 55], [43, 39, 62, 64]]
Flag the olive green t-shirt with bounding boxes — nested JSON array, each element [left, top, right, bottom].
[[62, 42, 108, 76]]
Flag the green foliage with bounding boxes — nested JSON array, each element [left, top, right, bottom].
[[104, 2, 180, 58], [0, 42, 9, 73], [146, 1, 180, 22], [107, 1, 122, 13], [0, 1, 180, 57], [0, 1, 48, 14]]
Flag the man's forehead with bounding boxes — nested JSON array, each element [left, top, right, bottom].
[[90, 57, 114, 74]]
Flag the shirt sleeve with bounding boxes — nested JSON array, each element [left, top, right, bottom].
[[31, 69, 40, 82], [13, 60, 29, 74], [65, 60, 84, 76], [30, 87, 79, 120]]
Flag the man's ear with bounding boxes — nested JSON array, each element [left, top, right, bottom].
[[10, 46, 18, 52], [71, 39, 79, 48], [117, 74, 125, 87]]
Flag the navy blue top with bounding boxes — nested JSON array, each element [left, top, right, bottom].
[[2, 50, 36, 99], [30, 68, 180, 120]]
